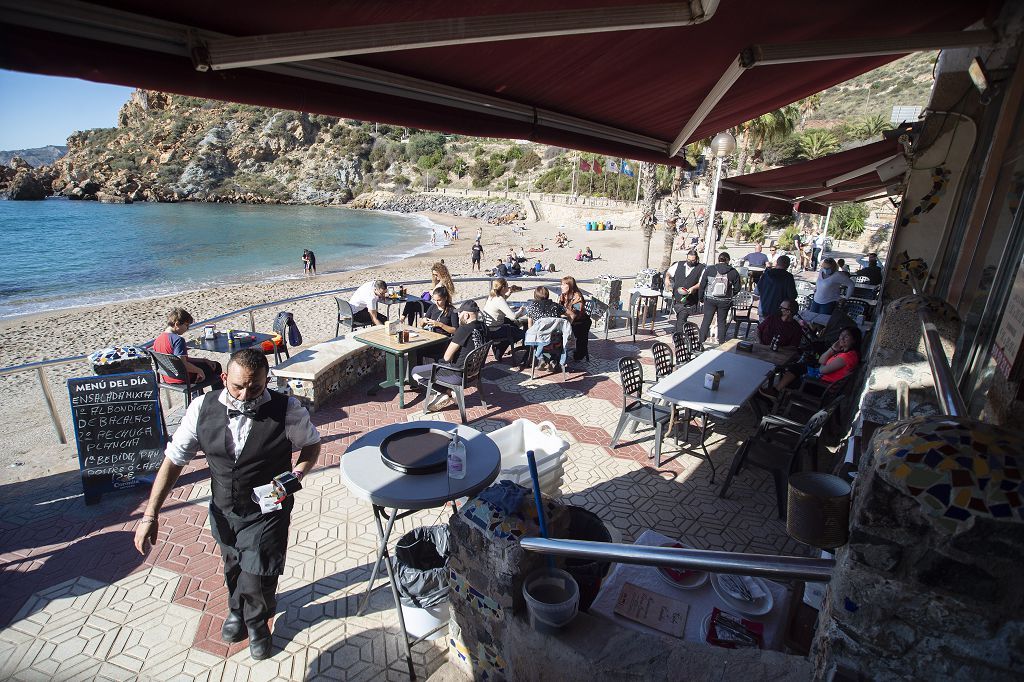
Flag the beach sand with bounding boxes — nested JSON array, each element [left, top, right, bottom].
[[0, 209, 677, 484]]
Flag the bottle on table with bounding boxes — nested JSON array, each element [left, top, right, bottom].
[[771, 334, 780, 352], [447, 431, 466, 480]]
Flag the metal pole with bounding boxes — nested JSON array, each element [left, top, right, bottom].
[[822, 205, 833, 241], [634, 162, 643, 204], [37, 367, 67, 444], [248, 310, 256, 333], [920, 310, 967, 416], [703, 156, 724, 266], [520, 538, 835, 582], [570, 151, 578, 197]]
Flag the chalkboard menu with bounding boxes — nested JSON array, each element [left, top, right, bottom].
[[67, 371, 166, 505]]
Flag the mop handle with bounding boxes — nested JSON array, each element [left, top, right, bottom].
[[526, 450, 554, 569]]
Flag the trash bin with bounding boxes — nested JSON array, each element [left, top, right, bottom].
[[393, 525, 450, 639], [561, 506, 613, 611], [89, 345, 152, 375]]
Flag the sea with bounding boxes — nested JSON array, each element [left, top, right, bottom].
[[0, 198, 439, 319]]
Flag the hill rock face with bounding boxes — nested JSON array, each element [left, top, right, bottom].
[[13, 90, 373, 203], [0, 145, 67, 168]]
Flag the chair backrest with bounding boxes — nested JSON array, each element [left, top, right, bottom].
[[850, 275, 870, 284], [479, 310, 499, 328], [651, 341, 674, 379], [733, 291, 753, 310], [682, 321, 701, 354], [336, 297, 354, 320], [461, 342, 492, 384], [671, 331, 692, 366], [584, 297, 605, 320], [273, 311, 291, 343], [148, 349, 188, 383], [796, 409, 831, 450], [618, 356, 644, 401]]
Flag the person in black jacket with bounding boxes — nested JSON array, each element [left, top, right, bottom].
[[699, 252, 741, 344], [134, 349, 321, 660], [666, 249, 705, 331]]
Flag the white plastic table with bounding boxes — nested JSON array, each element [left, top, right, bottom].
[[648, 350, 776, 479], [341, 421, 500, 679]]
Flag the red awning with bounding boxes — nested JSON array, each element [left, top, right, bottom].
[[0, 2, 995, 165], [716, 139, 908, 215]]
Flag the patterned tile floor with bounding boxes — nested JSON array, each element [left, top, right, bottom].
[[0, 316, 813, 681]]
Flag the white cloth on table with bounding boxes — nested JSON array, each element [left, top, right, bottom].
[[589, 529, 790, 649]]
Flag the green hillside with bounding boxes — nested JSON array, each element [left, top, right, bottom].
[[810, 51, 938, 125]]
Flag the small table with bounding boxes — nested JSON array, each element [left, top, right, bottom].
[[718, 338, 798, 367], [353, 326, 449, 408], [378, 294, 423, 321], [341, 421, 500, 680], [589, 529, 793, 649], [632, 287, 664, 333], [189, 331, 280, 362], [649, 349, 776, 479]]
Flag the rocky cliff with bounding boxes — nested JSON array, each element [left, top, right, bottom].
[[0, 145, 67, 168]]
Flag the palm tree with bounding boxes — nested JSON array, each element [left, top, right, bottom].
[[797, 130, 841, 160], [638, 162, 659, 267], [797, 94, 822, 131], [660, 198, 681, 271], [854, 114, 888, 140], [735, 105, 800, 177]]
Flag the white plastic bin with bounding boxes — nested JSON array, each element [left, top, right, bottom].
[[488, 419, 569, 496]]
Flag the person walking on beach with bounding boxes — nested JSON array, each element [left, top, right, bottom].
[[452, 225, 459, 241], [306, 250, 316, 276], [431, 229, 437, 246], [134, 349, 321, 660], [471, 239, 484, 271], [154, 308, 224, 389]]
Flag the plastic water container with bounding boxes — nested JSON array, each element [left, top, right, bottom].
[[523, 568, 579, 633], [488, 420, 569, 496]]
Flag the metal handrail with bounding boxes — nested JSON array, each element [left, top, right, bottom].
[[919, 308, 966, 417], [521, 538, 835, 582], [3, 273, 631, 443]]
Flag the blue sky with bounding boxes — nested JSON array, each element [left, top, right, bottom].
[[0, 70, 134, 150]]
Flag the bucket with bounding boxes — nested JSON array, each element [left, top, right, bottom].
[[562, 506, 613, 611], [522, 568, 579, 633], [400, 601, 450, 640]]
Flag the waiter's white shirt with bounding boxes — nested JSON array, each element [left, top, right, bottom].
[[165, 389, 320, 466]]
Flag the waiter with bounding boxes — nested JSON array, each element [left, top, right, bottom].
[[667, 249, 705, 332], [134, 348, 321, 660]]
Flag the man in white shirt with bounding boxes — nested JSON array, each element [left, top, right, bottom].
[[134, 349, 320, 660], [349, 279, 388, 326]]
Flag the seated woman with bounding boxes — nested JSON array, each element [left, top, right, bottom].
[[420, 286, 459, 336], [757, 299, 803, 348], [483, 278, 527, 349], [761, 326, 861, 398], [153, 307, 224, 388], [583, 246, 594, 262], [411, 301, 489, 412], [559, 276, 592, 362], [404, 261, 456, 323]]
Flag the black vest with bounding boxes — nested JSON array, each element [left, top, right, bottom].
[[673, 262, 704, 289], [198, 390, 293, 516]]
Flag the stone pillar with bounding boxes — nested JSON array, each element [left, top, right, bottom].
[[812, 416, 1024, 680]]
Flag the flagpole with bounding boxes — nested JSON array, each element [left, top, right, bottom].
[[634, 162, 643, 205]]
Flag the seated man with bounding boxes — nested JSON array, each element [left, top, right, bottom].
[[741, 243, 770, 287], [757, 299, 803, 348], [153, 307, 224, 388], [411, 301, 488, 411], [349, 279, 388, 326], [858, 252, 884, 285], [495, 259, 510, 278]]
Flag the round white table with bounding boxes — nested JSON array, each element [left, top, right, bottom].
[[341, 421, 500, 679]]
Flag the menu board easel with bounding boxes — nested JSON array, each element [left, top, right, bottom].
[[67, 371, 166, 505]]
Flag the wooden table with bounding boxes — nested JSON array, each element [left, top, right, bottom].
[[353, 326, 449, 408], [718, 338, 798, 367]]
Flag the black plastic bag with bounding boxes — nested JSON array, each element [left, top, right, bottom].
[[392, 525, 450, 608]]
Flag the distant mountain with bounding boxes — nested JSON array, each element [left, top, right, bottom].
[[0, 145, 67, 168]]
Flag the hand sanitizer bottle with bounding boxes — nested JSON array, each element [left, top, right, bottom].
[[448, 432, 466, 480]]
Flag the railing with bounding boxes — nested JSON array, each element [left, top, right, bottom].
[[1, 274, 629, 443], [521, 538, 835, 582], [919, 308, 967, 417]]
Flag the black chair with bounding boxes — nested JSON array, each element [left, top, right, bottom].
[[718, 409, 830, 519], [671, 331, 693, 366], [422, 342, 492, 424], [680, 320, 702, 357], [611, 356, 672, 466], [731, 291, 756, 339], [335, 297, 371, 337], [147, 350, 219, 424], [648, 341, 675, 384], [481, 311, 521, 362]]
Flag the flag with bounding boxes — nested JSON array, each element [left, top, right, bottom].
[[580, 158, 591, 172], [620, 160, 635, 177], [605, 159, 619, 174], [594, 159, 602, 175]]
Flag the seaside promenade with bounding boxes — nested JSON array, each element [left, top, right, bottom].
[[0, 305, 816, 681]]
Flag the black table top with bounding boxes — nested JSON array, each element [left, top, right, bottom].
[[189, 331, 277, 355]]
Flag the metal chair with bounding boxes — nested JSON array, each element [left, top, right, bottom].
[[481, 310, 522, 362], [335, 297, 371, 337], [147, 349, 219, 409], [610, 356, 673, 466], [422, 342, 492, 424], [718, 409, 830, 519], [731, 291, 756, 339], [680, 320, 702, 357], [671, 331, 693, 366]]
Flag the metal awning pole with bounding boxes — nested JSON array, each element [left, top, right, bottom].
[[821, 204, 833, 240], [703, 156, 724, 265]]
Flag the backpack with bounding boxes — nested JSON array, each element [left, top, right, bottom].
[[548, 263, 556, 272], [274, 311, 303, 346], [710, 266, 732, 298]]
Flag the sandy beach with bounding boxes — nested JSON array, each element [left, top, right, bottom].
[[0, 208, 672, 484]]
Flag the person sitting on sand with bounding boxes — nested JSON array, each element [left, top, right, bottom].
[[534, 259, 544, 275], [153, 307, 224, 389], [517, 246, 526, 261], [576, 249, 583, 262], [583, 247, 593, 262], [349, 279, 388, 326], [529, 243, 546, 253]]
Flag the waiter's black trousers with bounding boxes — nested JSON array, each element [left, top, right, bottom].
[[209, 503, 291, 629]]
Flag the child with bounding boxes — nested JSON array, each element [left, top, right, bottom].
[[153, 308, 224, 388]]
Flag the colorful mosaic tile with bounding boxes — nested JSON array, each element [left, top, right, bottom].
[[450, 568, 504, 620], [459, 489, 557, 542], [872, 416, 1024, 534]]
